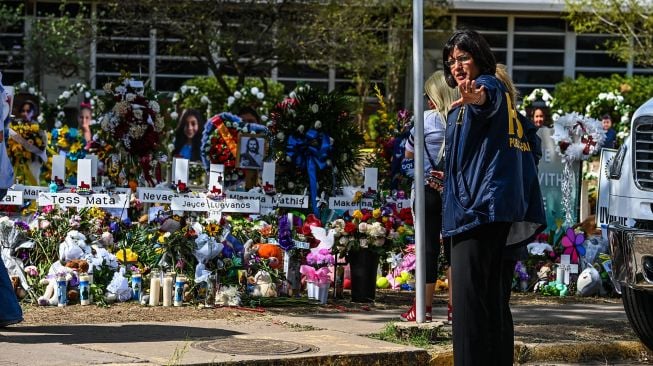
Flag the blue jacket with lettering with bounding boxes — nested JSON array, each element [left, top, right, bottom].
[[442, 74, 546, 245]]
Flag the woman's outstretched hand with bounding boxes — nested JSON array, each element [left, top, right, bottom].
[[451, 79, 486, 109]]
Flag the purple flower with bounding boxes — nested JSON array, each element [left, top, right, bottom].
[[109, 221, 120, 234], [175, 259, 185, 271], [14, 221, 29, 231]]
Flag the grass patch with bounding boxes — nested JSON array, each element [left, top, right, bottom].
[[370, 322, 449, 348]]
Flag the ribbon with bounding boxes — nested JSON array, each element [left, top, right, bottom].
[[300, 265, 331, 285], [8, 128, 48, 162], [287, 129, 332, 215], [212, 114, 238, 158]]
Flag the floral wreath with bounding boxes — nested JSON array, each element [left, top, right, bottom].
[[97, 78, 167, 186], [225, 86, 269, 122], [551, 112, 606, 162], [52, 82, 100, 128], [200, 112, 268, 185], [521, 88, 554, 111], [268, 84, 364, 213], [170, 84, 212, 120]]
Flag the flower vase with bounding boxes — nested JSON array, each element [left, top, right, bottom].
[[306, 282, 317, 300], [317, 283, 329, 304], [348, 248, 379, 303]]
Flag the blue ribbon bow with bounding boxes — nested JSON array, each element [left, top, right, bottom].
[[286, 129, 332, 214]]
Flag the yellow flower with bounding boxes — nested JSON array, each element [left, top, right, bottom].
[[157, 235, 166, 244], [206, 223, 220, 236], [69, 141, 82, 153], [155, 247, 165, 254], [115, 248, 138, 262], [397, 226, 406, 235], [352, 210, 363, 220], [30, 124, 40, 133], [372, 208, 381, 219]]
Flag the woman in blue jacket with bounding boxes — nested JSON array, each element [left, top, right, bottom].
[[442, 30, 545, 365]]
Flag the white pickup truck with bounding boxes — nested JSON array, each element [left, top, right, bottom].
[[606, 97, 653, 351]]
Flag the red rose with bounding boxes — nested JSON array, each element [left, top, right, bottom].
[[344, 222, 356, 235]]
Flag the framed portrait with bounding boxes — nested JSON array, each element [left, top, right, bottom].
[[236, 134, 265, 170], [12, 93, 39, 122]]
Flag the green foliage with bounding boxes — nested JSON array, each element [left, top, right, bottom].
[[552, 74, 653, 129], [0, 2, 22, 36], [175, 76, 285, 118], [25, 2, 94, 80], [565, 0, 653, 67]]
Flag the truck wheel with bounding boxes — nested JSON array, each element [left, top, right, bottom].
[[622, 285, 653, 351]]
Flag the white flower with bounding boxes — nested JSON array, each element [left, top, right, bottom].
[[241, 126, 248, 133], [19, 82, 27, 89], [37, 115, 44, 124], [298, 87, 304, 92], [180, 85, 188, 94], [170, 111, 179, 120], [58, 111, 65, 118], [133, 109, 143, 120], [260, 115, 268, 122], [326, 159, 332, 166], [225, 122, 232, 128], [358, 222, 368, 233], [85, 91, 91, 99], [256, 92, 265, 100], [286, 156, 292, 162], [234, 91, 242, 99], [201, 96, 210, 105], [167, 143, 175, 152], [314, 120, 322, 129], [276, 132, 285, 140], [172, 93, 180, 103], [28, 87, 35, 94], [297, 125, 305, 133], [287, 181, 295, 189], [149, 101, 160, 113], [62, 91, 71, 99], [251, 87, 259, 95], [54, 120, 62, 128], [227, 96, 235, 106], [289, 91, 297, 99], [125, 93, 136, 102], [311, 104, 319, 113]]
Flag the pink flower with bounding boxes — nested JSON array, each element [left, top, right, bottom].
[[24, 265, 39, 277]]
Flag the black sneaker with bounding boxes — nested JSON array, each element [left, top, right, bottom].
[[0, 318, 23, 328]]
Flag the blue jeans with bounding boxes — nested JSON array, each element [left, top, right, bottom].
[[0, 188, 23, 323], [0, 254, 23, 323]]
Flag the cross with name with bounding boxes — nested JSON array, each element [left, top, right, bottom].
[[556, 254, 579, 285]]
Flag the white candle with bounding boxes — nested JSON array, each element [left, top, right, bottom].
[[162, 274, 173, 307], [174, 275, 185, 307], [79, 274, 91, 306], [149, 271, 161, 306], [556, 266, 564, 284]]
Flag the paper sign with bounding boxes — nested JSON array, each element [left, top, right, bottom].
[[173, 158, 189, 186], [328, 197, 374, 211], [208, 164, 224, 194], [0, 190, 22, 205], [170, 196, 260, 213], [364, 167, 378, 192], [38, 192, 129, 208], [77, 159, 92, 189], [52, 155, 66, 183]]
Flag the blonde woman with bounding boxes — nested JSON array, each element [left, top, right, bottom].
[[400, 70, 458, 322]]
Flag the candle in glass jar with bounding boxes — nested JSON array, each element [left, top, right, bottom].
[[174, 275, 185, 307], [162, 273, 173, 307], [149, 270, 161, 306], [79, 273, 91, 305], [131, 274, 142, 301], [57, 274, 67, 307]]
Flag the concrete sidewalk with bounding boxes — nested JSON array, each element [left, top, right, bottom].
[[0, 301, 650, 366]]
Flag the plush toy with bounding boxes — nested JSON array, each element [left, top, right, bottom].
[[251, 243, 283, 269], [59, 230, 89, 262], [435, 278, 449, 292], [577, 266, 602, 296], [37, 259, 88, 306], [533, 264, 552, 293], [250, 270, 277, 297]]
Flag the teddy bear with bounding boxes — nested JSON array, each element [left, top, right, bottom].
[[38, 259, 89, 306], [59, 230, 90, 262], [533, 264, 552, 293], [250, 270, 277, 297]]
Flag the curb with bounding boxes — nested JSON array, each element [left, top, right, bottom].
[[427, 341, 652, 365]]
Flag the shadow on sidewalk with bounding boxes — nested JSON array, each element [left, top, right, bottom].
[[0, 323, 241, 345]]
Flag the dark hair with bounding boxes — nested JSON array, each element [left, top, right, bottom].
[[601, 114, 612, 120], [19, 100, 38, 120], [172, 109, 205, 162], [238, 106, 260, 123], [246, 136, 260, 151], [442, 29, 497, 88]]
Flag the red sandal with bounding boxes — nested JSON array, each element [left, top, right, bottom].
[[399, 302, 432, 322]]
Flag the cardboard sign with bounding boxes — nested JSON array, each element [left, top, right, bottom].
[[38, 192, 129, 208]]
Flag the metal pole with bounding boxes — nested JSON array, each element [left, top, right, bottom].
[[412, 0, 425, 323]]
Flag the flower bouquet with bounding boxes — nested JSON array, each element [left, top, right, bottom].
[[7, 120, 47, 185], [97, 78, 167, 187]]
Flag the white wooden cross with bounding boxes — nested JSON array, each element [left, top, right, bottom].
[[556, 254, 579, 285]]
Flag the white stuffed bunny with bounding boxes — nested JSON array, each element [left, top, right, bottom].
[[59, 230, 89, 262]]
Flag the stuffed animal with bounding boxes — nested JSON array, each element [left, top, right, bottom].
[[37, 259, 88, 306], [215, 285, 241, 306], [250, 270, 277, 297], [577, 266, 602, 296], [59, 230, 89, 262], [533, 264, 552, 293], [251, 243, 283, 269]]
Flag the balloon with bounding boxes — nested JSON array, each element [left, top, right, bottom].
[[343, 278, 351, 289], [376, 277, 390, 289]]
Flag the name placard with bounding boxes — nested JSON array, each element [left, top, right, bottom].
[[0, 191, 23, 205], [328, 197, 375, 211], [138, 188, 193, 204], [38, 193, 129, 208], [14, 185, 50, 199], [225, 191, 308, 209], [386, 199, 412, 210], [170, 197, 260, 213]]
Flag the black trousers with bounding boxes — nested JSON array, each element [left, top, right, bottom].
[[451, 222, 513, 366]]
